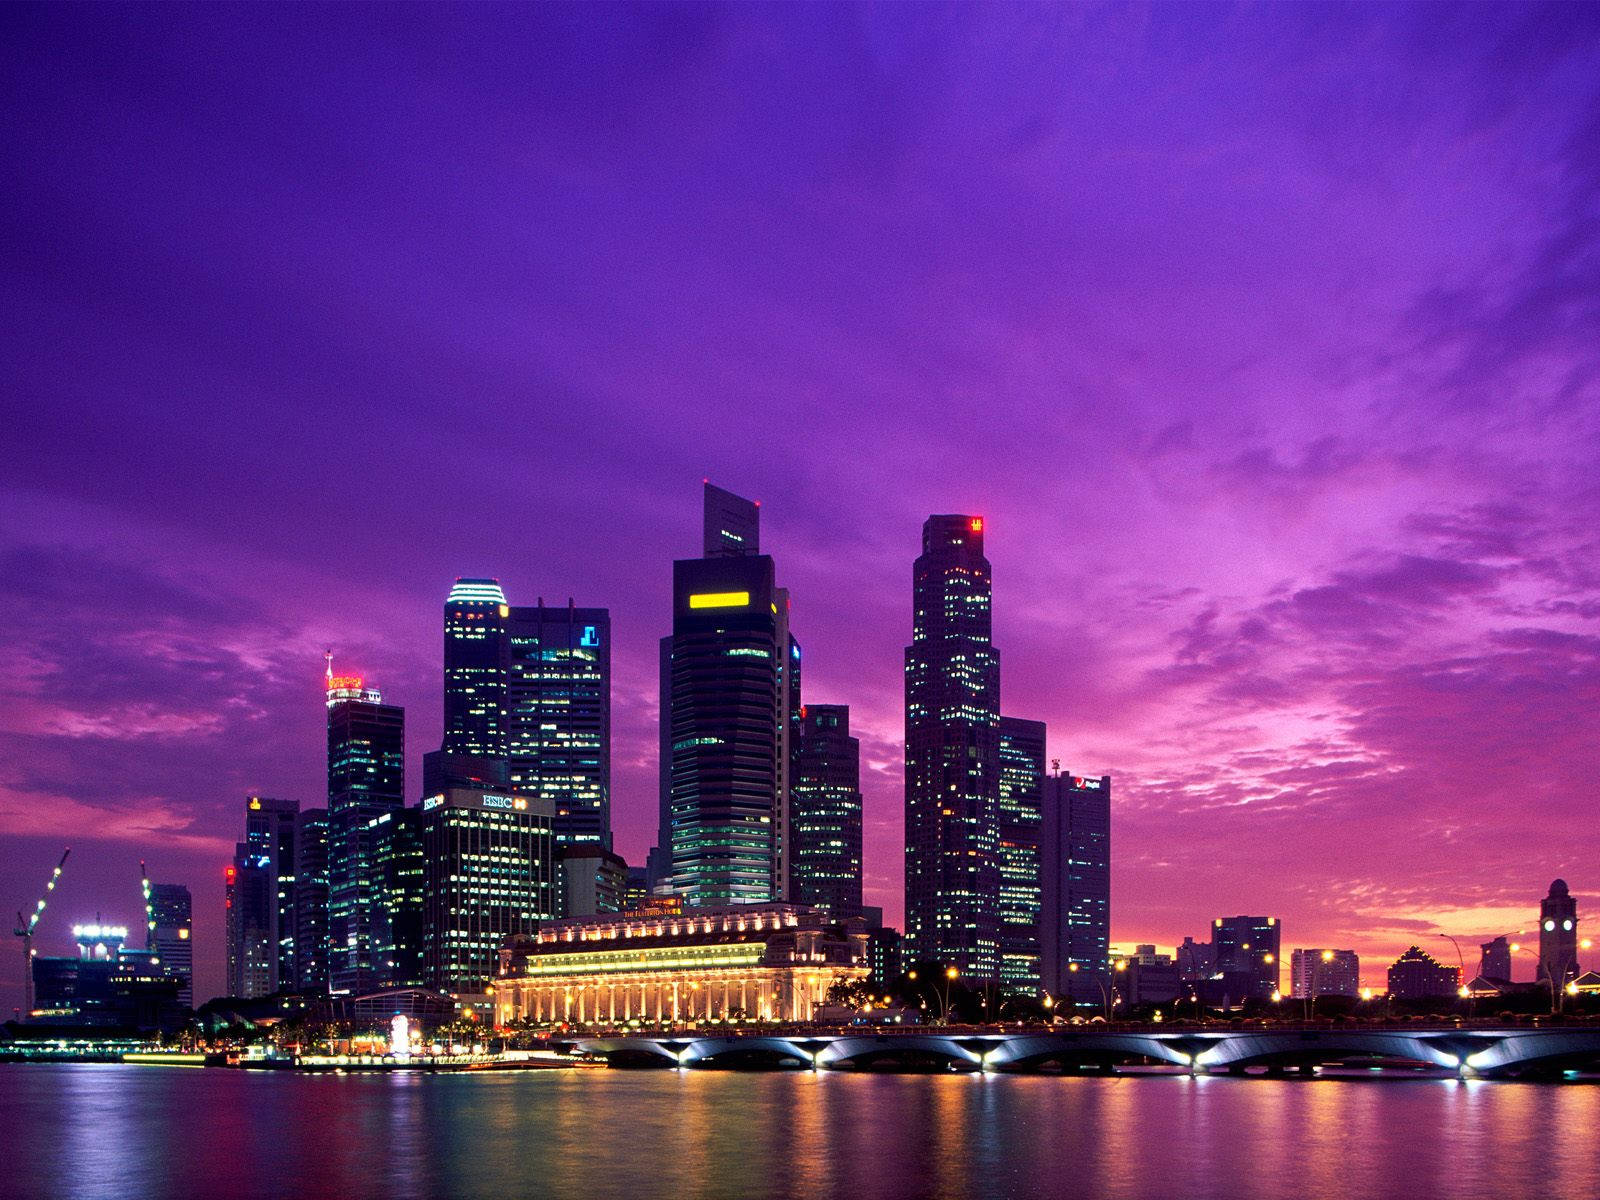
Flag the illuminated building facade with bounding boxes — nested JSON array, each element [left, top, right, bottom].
[[32, 928, 183, 1032], [559, 845, 628, 917], [1538, 878, 1580, 985], [997, 717, 1045, 992], [1212, 915, 1281, 1000], [443, 578, 509, 760], [663, 483, 799, 905], [904, 514, 1001, 980], [1290, 948, 1359, 999], [145, 882, 193, 1007], [420, 786, 556, 994], [327, 670, 406, 995], [791, 704, 863, 920], [507, 601, 612, 849], [493, 904, 868, 1027], [1040, 771, 1111, 1006]]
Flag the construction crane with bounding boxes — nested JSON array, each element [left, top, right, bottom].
[[14, 847, 70, 1019]]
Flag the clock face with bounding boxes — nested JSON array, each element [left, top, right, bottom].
[[1564, 920, 1574, 931], [1545, 920, 1556, 932]]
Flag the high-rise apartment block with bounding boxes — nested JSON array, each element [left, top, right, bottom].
[[904, 515, 1001, 980]]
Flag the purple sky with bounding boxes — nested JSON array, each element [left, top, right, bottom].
[[4, 3, 1600, 1010]]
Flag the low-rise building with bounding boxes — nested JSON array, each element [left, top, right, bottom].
[[493, 903, 869, 1027], [1291, 948, 1360, 999], [1387, 946, 1460, 1000]]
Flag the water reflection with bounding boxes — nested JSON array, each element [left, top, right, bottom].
[[4, 1066, 1599, 1200]]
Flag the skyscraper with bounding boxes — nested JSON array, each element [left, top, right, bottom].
[[292, 808, 329, 993], [1040, 771, 1111, 1006], [370, 807, 425, 989], [225, 851, 273, 999], [997, 717, 1045, 993], [144, 882, 192, 1007], [506, 601, 612, 848], [326, 666, 405, 995], [664, 483, 799, 906], [443, 578, 509, 760], [421, 785, 556, 994], [904, 514, 1001, 979], [1538, 878, 1580, 986], [242, 795, 299, 992], [791, 704, 863, 920]]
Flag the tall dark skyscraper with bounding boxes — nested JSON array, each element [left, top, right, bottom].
[[225, 849, 273, 999], [1040, 771, 1111, 1006], [904, 514, 1001, 979], [144, 881, 192, 1007], [507, 601, 612, 848], [443, 578, 509, 760], [292, 808, 329, 993], [371, 807, 425, 988], [791, 704, 863, 920], [997, 717, 1045, 993], [663, 483, 799, 905], [243, 794, 299, 992], [326, 665, 405, 995]]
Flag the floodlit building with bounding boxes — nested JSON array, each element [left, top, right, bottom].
[[493, 904, 868, 1027]]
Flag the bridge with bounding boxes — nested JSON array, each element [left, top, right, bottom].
[[562, 1026, 1600, 1079]]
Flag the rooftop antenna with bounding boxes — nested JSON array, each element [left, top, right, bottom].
[[324, 649, 334, 688]]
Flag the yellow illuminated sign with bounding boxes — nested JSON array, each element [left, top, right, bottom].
[[689, 591, 750, 609]]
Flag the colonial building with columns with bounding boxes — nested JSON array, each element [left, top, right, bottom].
[[493, 904, 869, 1027]]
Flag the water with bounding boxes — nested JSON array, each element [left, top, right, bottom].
[[3, 1065, 1597, 1199]]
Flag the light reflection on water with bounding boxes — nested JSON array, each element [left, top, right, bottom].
[[4, 1065, 1597, 1200]]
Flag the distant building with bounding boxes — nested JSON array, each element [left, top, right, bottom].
[[1212, 916, 1280, 1000], [1113, 956, 1183, 1007], [420, 785, 556, 995], [996, 717, 1045, 994], [867, 926, 904, 991], [623, 866, 651, 912], [559, 846, 628, 918], [791, 704, 864, 920], [144, 882, 193, 1008], [1177, 937, 1214, 981], [1040, 771, 1110, 1008], [232, 795, 299, 993], [904, 514, 1001, 981], [1387, 946, 1461, 1000], [326, 667, 405, 995], [493, 904, 868, 1026], [1538, 879, 1581, 986], [1480, 935, 1512, 983], [1290, 948, 1359, 999]]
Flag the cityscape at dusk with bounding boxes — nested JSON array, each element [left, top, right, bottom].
[[3, 4, 1600, 1197]]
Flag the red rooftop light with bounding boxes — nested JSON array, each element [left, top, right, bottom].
[[970, 517, 984, 532]]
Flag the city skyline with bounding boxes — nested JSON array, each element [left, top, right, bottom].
[[5, 4, 1600, 1010]]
